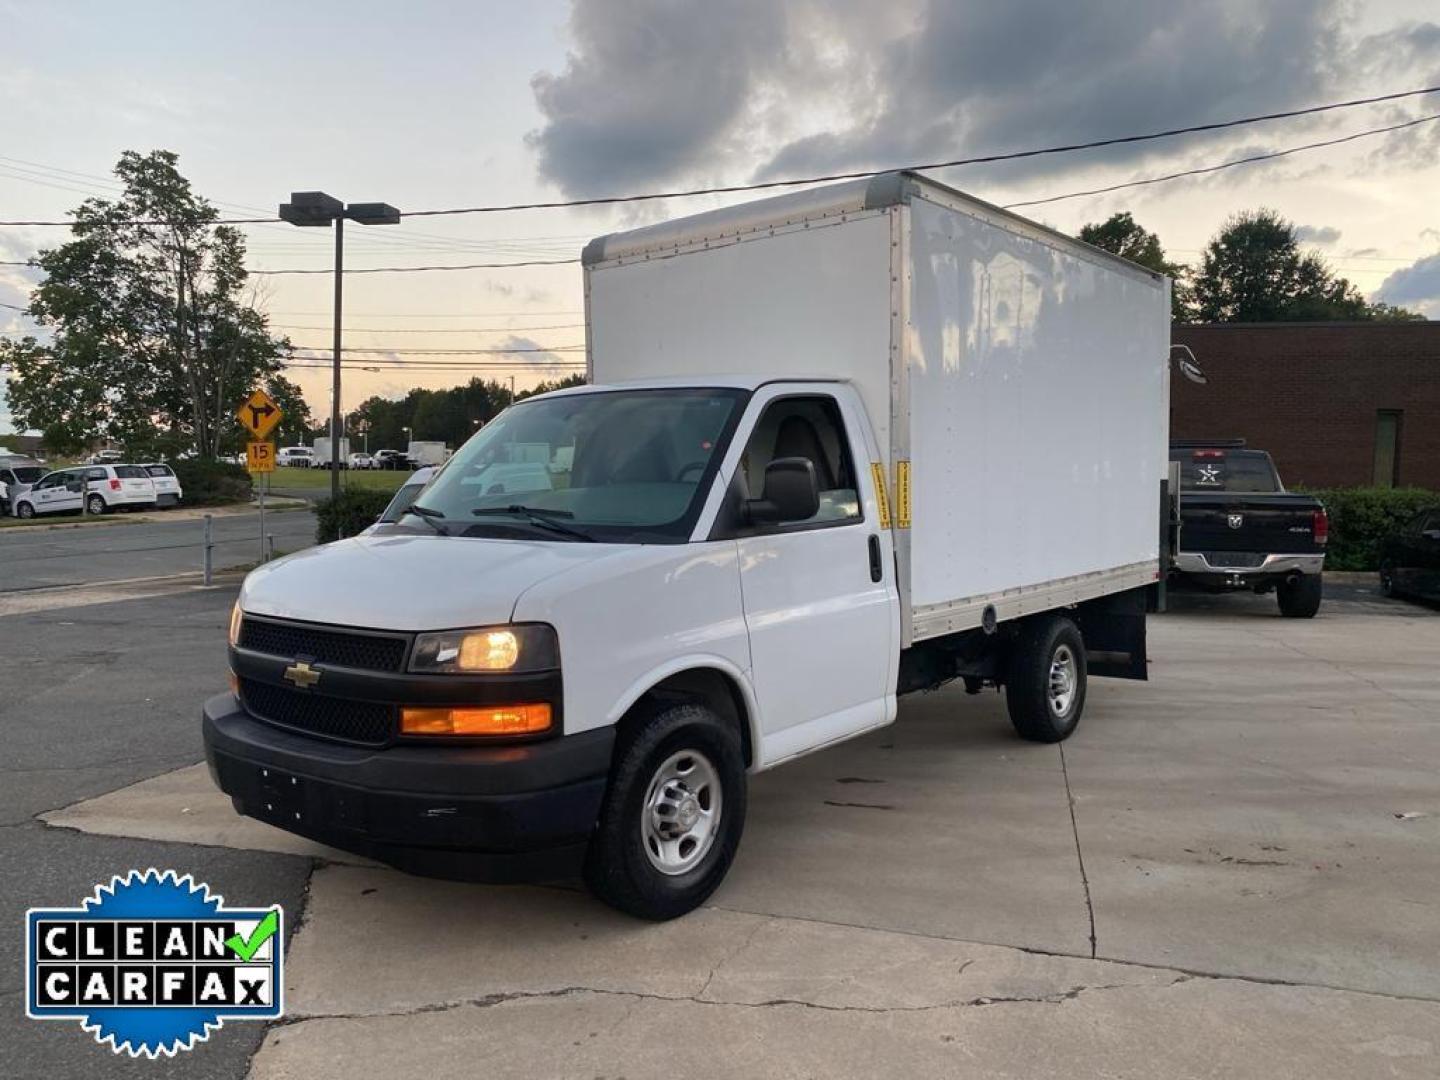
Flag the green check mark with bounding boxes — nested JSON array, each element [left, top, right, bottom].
[[225, 909, 279, 961]]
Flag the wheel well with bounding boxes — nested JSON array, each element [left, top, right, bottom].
[[620, 668, 754, 768]]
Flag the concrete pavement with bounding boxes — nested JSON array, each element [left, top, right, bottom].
[[23, 582, 1440, 1078]]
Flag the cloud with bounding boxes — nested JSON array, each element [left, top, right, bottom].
[[1373, 253, 1440, 318], [527, 0, 1440, 199], [1294, 224, 1341, 244]]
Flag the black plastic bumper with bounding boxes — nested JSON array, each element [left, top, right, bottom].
[[202, 693, 613, 883]]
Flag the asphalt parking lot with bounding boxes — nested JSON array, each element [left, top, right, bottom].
[[3, 579, 1438, 1078]]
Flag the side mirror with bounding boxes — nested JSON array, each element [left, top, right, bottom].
[[746, 457, 819, 525]]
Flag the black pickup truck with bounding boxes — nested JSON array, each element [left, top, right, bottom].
[[1168, 441, 1328, 617]]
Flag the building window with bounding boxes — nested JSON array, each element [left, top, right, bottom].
[[1373, 410, 1402, 488]]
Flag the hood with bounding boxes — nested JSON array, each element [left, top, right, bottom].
[[239, 533, 630, 631]]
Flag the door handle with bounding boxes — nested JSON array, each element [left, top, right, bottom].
[[868, 534, 883, 582]]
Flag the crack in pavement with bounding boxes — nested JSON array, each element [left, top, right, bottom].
[[1058, 740, 1098, 959], [270, 975, 1188, 1029]]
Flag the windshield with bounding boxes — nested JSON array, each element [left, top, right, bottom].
[[12, 467, 44, 484], [409, 387, 747, 542], [1172, 450, 1281, 493]]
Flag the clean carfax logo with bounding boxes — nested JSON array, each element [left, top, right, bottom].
[[25, 869, 283, 1058]]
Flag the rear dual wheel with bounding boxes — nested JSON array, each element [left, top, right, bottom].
[[1005, 616, 1087, 743]]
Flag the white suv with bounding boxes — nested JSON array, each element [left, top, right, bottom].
[[140, 463, 184, 507], [277, 447, 314, 468], [14, 465, 157, 518]]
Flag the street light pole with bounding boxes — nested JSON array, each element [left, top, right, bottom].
[[279, 192, 400, 504], [331, 214, 344, 502]]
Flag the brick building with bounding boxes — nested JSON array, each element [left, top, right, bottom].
[[1170, 322, 1440, 490]]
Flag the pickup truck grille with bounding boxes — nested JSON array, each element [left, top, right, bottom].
[[239, 678, 395, 746], [239, 617, 408, 673], [1198, 551, 1266, 568]]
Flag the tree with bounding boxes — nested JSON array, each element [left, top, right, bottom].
[[1191, 209, 1419, 323], [1078, 212, 1191, 321], [0, 150, 292, 457]]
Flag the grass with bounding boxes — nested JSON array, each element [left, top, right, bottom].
[[256, 467, 407, 494]]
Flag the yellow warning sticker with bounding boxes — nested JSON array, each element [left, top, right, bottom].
[[895, 460, 912, 529], [870, 463, 892, 529]]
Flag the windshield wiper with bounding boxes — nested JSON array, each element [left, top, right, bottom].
[[405, 503, 450, 536], [471, 505, 595, 542]]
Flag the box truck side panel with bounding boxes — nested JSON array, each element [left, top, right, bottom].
[[587, 211, 897, 458], [903, 194, 1169, 633]]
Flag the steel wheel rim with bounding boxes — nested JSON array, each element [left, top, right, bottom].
[[1048, 644, 1077, 718], [641, 748, 722, 876]]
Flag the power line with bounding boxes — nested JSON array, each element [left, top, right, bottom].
[[2, 83, 1437, 228], [250, 257, 577, 275], [272, 322, 586, 333], [291, 344, 584, 356], [1002, 112, 1440, 209]]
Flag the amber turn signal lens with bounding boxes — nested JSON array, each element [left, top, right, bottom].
[[401, 703, 552, 736]]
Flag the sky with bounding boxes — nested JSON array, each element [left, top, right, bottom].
[[2, 0, 1438, 436]]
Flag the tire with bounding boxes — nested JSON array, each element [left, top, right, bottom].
[[1004, 616, 1087, 743], [1277, 574, 1323, 618], [86, 494, 107, 515], [16, 501, 34, 519], [1379, 566, 1399, 598], [584, 702, 747, 921]]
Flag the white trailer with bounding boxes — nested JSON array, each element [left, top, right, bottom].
[[406, 440, 450, 467], [310, 437, 351, 470], [583, 170, 1171, 648]]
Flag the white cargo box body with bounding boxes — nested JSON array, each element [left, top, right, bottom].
[[583, 172, 1170, 645]]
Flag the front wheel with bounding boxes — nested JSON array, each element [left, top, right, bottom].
[[16, 501, 34, 519], [584, 703, 747, 920], [1005, 616, 1087, 743], [1277, 574, 1322, 618]]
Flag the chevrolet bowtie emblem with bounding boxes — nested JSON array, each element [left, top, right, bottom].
[[283, 661, 321, 689]]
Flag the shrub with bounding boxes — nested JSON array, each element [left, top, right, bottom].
[[171, 458, 252, 507], [1301, 486, 1438, 571], [315, 489, 393, 543]]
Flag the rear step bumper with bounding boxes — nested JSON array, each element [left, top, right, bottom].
[[1174, 552, 1324, 576]]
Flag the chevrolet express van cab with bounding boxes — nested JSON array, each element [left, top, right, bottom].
[[204, 172, 1171, 919]]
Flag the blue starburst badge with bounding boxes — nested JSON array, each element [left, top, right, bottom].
[[26, 869, 284, 1057]]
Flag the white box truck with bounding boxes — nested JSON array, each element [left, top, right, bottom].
[[406, 440, 450, 467], [310, 437, 351, 470], [204, 172, 1171, 919]]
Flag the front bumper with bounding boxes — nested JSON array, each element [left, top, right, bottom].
[[202, 693, 614, 882]]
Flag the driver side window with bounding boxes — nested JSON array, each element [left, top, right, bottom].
[[737, 396, 861, 528]]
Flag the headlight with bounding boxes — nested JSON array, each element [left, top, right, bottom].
[[228, 602, 243, 647], [409, 624, 558, 674]]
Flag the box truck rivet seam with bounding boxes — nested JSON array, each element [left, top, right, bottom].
[[202, 170, 1171, 920]]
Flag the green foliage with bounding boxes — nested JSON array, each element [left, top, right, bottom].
[[342, 373, 587, 455], [315, 489, 394, 543], [1191, 209, 1420, 323], [1301, 487, 1438, 570], [1078, 212, 1192, 322], [171, 457, 253, 507], [0, 150, 294, 457]]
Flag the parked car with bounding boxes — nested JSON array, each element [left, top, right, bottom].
[[1379, 505, 1440, 603], [277, 447, 314, 468], [84, 449, 124, 465], [13, 465, 157, 518], [348, 452, 375, 470], [140, 463, 184, 507], [372, 448, 412, 471], [0, 462, 46, 515], [1167, 441, 1328, 617]]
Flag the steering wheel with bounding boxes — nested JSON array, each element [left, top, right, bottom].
[[675, 461, 707, 483]]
